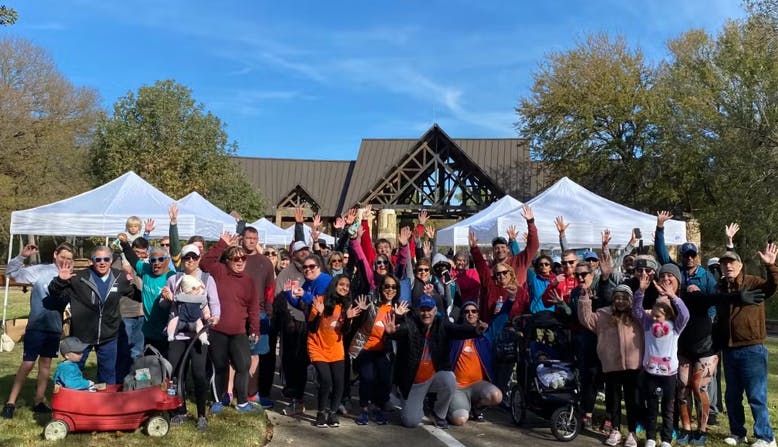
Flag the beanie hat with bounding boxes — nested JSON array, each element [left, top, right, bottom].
[[612, 284, 634, 300], [658, 263, 682, 285]]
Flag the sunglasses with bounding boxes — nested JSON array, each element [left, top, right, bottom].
[[149, 256, 168, 264], [636, 267, 654, 274], [264, 252, 277, 257], [230, 255, 247, 262], [463, 308, 479, 315], [303, 264, 319, 271], [493, 270, 509, 277], [537, 262, 551, 267], [416, 268, 430, 273], [92, 256, 111, 263], [182, 254, 200, 261], [575, 272, 590, 278], [330, 258, 343, 263], [374, 260, 390, 266], [160, 243, 170, 247], [383, 284, 398, 290], [562, 260, 577, 265]]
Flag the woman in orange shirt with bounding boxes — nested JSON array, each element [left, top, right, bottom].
[[308, 274, 361, 428]]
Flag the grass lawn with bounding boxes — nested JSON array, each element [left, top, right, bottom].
[[0, 290, 270, 447]]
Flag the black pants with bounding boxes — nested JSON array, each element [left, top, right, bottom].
[[210, 331, 250, 405], [642, 372, 676, 442], [281, 324, 309, 400], [258, 329, 278, 397], [605, 369, 640, 431], [356, 350, 392, 408], [168, 339, 209, 417], [313, 360, 345, 412]]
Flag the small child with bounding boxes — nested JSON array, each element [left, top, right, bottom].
[[53, 337, 95, 391], [167, 275, 210, 345], [124, 216, 143, 243]]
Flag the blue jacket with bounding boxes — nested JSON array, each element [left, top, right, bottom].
[[655, 227, 718, 295], [286, 273, 333, 308], [449, 298, 513, 382], [53, 360, 91, 390], [528, 268, 555, 314]]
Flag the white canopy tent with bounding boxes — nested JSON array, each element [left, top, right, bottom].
[[247, 218, 292, 246], [470, 177, 687, 249], [436, 195, 523, 247], [283, 224, 336, 246], [177, 191, 240, 237]]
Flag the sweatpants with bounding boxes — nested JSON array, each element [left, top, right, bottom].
[[400, 371, 456, 427], [210, 331, 251, 405], [313, 361, 345, 412]]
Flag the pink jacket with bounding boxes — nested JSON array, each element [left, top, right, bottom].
[[577, 297, 643, 373]]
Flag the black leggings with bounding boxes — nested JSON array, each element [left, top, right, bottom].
[[258, 330, 278, 397], [281, 324, 310, 400], [356, 350, 392, 408], [168, 339, 209, 418], [313, 361, 345, 412], [210, 331, 251, 405], [605, 369, 640, 432], [642, 372, 677, 442]]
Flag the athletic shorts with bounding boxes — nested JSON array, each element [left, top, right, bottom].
[[23, 329, 61, 361]]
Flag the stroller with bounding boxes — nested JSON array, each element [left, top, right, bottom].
[[509, 311, 581, 441]]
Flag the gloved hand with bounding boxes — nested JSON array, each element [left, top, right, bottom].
[[740, 289, 766, 304]]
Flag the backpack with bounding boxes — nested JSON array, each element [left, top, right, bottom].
[[122, 344, 173, 391]]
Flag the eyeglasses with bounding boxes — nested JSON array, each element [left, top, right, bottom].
[[160, 243, 170, 247], [230, 255, 247, 262], [463, 308, 479, 315], [493, 270, 509, 277], [149, 256, 168, 264], [374, 260, 389, 266], [264, 252, 277, 257], [538, 262, 551, 267], [416, 268, 430, 273], [636, 267, 654, 274], [330, 258, 343, 263], [574, 272, 590, 278], [562, 260, 577, 265], [303, 263, 319, 271], [182, 254, 200, 261], [383, 284, 398, 290], [92, 256, 111, 263]]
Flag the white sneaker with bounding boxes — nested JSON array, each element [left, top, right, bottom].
[[646, 440, 657, 447], [605, 431, 622, 446], [725, 435, 749, 446], [660, 442, 672, 447], [751, 439, 777, 447], [624, 432, 638, 447]]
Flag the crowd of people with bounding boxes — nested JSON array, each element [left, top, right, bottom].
[[1, 203, 776, 447]]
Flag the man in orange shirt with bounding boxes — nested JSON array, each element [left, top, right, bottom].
[[385, 296, 485, 429]]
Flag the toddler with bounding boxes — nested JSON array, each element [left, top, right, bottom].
[[53, 337, 95, 391], [167, 275, 210, 345]]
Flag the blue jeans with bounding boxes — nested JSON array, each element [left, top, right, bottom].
[[724, 344, 774, 441], [78, 338, 118, 385], [123, 317, 145, 359]]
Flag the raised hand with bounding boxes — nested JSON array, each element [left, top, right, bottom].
[[653, 279, 676, 298], [758, 242, 778, 265], [425, 224, 436, 240], [418, 210, 429, 226], [397, 226, 412, 246], [21, 243, 38, 257], [601, 229, 612, 247], [638, 272, 651, 291], [548, 289, 565, 304], [334, 216, 345, 230], [229, 210, 242, 220], [629, 228, 639, 246], [283, 279, 293, 292], [468, 230, 478, 248], [555, 216, 569, 234], [312, 214, 321, 230], [355, 295, 370, 310], [656, 210, 673, 228], [725, 223, 740, 244], [362, 204, 374, 221], [313, 298, 324, 315], [393, 301, 410, 316], [520, 204, 534, 221], [160, 286, 173, 301], [58, 259, 75, 281], [422, 240, 432, 259], [169, 203, 178, 225], [220, 231, 240, 246], [144, 218, 156, 234], [346, 305, 362, 319], [311, 228, 321, 244], [294, 207, 305, 223], [345, 208, 358, 225], [423, 283, 434, 295], [506, 225, 518, 241], [384, 312, 398, 333]]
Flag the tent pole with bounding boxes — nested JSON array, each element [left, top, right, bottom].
[[2, 234, 13, 331]]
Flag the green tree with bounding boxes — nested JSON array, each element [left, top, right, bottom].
[[0, 36, 99, 250], [90, 80, 265, 220], [0, 5, 17, 25]]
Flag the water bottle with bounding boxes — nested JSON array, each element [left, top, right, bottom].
[[655, 386, 663, 397], [167, 382, 177, 397], [495, 296, 504, 313]]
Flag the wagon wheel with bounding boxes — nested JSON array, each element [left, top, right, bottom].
[[145, 414, 170, 437], [44, 419, 69, 440]]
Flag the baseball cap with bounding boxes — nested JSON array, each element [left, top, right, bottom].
[[417, 295, 436, 310], [707, 257, 720, 267], [583, 250, 599, 261], [181, 244, 200, 257], [491, 237, 508, 247], [290, 241, 310, 253], [680, 242, 698, 256], [720, 251, 741, 262], [60, 336, 89, 356]]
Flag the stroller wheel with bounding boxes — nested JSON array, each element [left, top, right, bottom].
[[509, 384, 525, 425], [550, 405, 579, 441]]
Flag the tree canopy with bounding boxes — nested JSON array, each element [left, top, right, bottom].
[[0, 5, 17, 25], [89, 80, 265, 221]]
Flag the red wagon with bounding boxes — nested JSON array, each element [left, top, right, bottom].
[[43, 381, 183, 440]]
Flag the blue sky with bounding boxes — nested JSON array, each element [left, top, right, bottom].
[[3, 1, 745, 160]]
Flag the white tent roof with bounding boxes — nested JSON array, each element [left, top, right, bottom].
[[10, 171, 225, 240], [470, 177, 687, 249], [436, 195, 523, 246], [177, 191, 239, 236], [283, 224, 336, 246], [247, 218, 292, 246]]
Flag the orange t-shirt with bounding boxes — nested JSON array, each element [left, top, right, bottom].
[[414, 330, 435, 384], [454, 339, 484, 388], [363, 304, 392, 351], [307, 298, 345, 363]]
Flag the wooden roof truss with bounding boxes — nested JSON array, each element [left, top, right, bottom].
[[277, 185, 320, 213]]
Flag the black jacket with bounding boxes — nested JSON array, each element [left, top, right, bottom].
[[389, 313, 480, 399], [45, 268, 134, 345]]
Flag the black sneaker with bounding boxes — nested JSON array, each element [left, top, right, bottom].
[[315, 411, 328, 427], [708, 413, 718, 426], [1, 403, 15, 419], [327, 411, 340, 427], [32, 402, 52, 414], [470, 408, 485, 422], [433, 415, 449, 429]]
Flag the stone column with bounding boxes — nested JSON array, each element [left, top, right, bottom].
[[686, 217, 702, 258], [377, 208, 397, 247]]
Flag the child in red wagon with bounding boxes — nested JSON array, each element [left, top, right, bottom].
[[53, 337, 96, 391]]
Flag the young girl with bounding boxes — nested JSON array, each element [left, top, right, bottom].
[[633, 264, 689, 447], [308, 274, 361, 428]]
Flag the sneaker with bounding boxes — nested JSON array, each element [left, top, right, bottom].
[[661, 442, 672, 447], [624, 432, 638, 447], [605, 430, 622, 446], [373, 409, 388, 425], [677, 430, 692, 445], [315, 411, 328, 427], [293, 399, 305, 415], [356, 411, 369, 425], [248, 393, 274, 408], [751, 440, 777, 447], [196, 416, 208, 431], [222, 392, 233, 406], [210, 402, 224, 415], [433, 415, 449, 429], [646, 440, 657, 447], [170, 413, 189, 425], [471, 408, 485, 422], [32, 402, 52, 413], [708, 413, 718, 426], [1, 403, 15, 419], [690, 432, 708, 446], [582, 416, 593, 431], [724, 435, 749, 446], [327, 411, 340, 427], [236, 402, 262, 413], [636, 424, 646, 434]]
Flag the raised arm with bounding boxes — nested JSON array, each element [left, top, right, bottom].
[[6, 244, 47, 284], [168, 204, 181, 264], [577, 292, 600, 332], [556, 216, 570, 253], [654, 210, 674, 265]]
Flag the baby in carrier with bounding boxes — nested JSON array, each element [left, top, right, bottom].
[[166, 275, 210, 345], [530, 328, 573, 389]]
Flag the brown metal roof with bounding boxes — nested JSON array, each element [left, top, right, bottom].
[[235, 157, 354, 216]]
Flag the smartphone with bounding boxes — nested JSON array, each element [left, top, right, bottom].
[[290, 280, 299, 290], [633, 227, 642, 240]]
